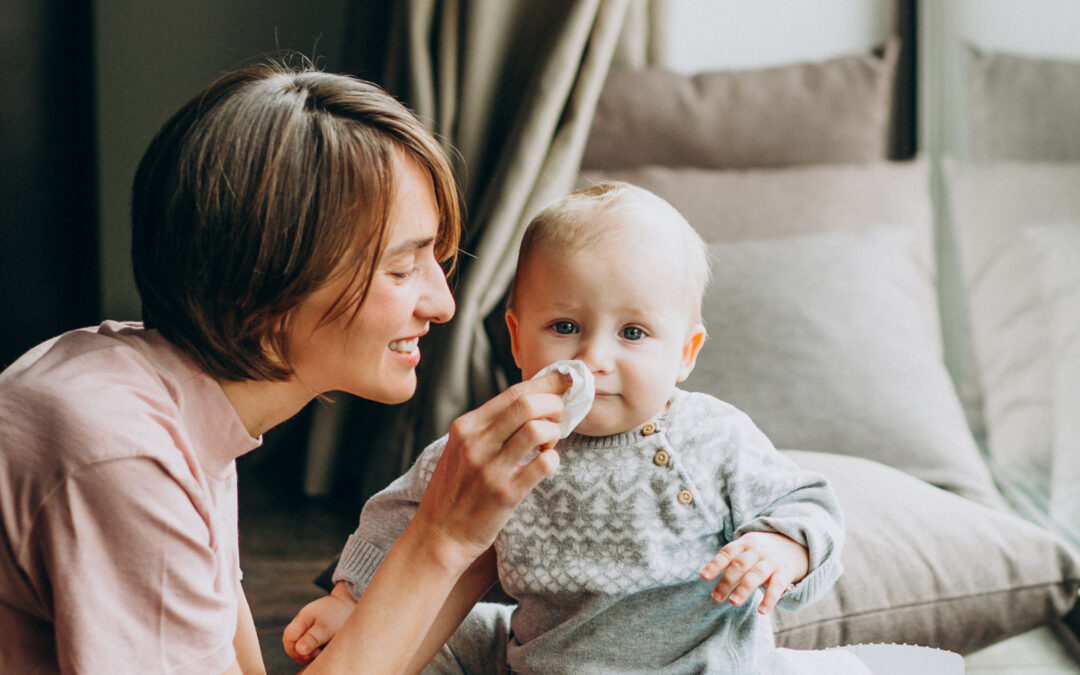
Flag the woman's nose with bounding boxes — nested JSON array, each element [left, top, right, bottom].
[[418, 261, 455, 324]]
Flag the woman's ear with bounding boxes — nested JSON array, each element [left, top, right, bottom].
[[676, 324, 707, 382], [505, 309, 523, 368]]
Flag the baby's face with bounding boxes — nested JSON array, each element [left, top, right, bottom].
[[507, 238, 705, 437]]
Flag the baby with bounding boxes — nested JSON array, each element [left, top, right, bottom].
[[285, 182, 855, 673]]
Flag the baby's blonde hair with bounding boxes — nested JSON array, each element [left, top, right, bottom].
[[509, 181, 711, 325]]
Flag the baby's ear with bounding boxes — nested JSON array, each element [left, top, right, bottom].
[[676, 324, 707, 382], [504, 309, 523, 368]]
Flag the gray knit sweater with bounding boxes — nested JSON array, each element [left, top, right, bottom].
[[334, 389, 844, 673]]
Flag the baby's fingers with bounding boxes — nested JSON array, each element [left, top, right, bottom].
[[757, 574, 795, 615], [718, 558, 771, 605], [282, 615, 330, 663], [701, 553, 728, 582], [700, 538, 747, 581]]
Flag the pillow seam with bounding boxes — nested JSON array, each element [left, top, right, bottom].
[[775, 578, 1080, 633]]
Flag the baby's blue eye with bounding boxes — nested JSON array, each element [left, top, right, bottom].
[[553, 321, 578, 335], [621, 326, 645, 341]]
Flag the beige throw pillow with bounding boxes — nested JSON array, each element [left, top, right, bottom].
[[582, 42, 898, 170]]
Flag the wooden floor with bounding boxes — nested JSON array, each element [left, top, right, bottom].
[[237, 425, 358, 675]]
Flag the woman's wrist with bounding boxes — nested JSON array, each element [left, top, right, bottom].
[[310, 523, 468, 673], [398, 518, 479, 579]]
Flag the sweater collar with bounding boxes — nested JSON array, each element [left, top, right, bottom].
[[563, 389, 683, 449]]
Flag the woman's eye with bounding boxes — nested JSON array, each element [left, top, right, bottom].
[[391, 268, 418, 280], [620, 326, 645, 341], [553, 321, 578, 335]]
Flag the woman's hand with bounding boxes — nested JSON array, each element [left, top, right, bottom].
[[408, 370, 569, 574], [303, 372, 568, 674]]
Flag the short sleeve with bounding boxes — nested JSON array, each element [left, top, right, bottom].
[[27, 458, 238, 674]]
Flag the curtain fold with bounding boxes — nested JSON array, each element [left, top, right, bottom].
[[423, 0, 630, 447], [310, 0, 662, 502]]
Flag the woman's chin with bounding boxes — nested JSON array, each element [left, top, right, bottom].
[[350, 377, 417, 405], [381, 385, 417, 405]]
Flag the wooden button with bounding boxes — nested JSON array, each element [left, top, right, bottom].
[[641, 422, 658, 436], [653, 450, 670, 467], [677, 489, 694, 505]]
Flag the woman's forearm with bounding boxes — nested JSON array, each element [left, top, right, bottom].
[[304, 372, 569, 672], [405, 546, 499, 674], [234, 584, 267, 674], [304, 523, 472, 674]]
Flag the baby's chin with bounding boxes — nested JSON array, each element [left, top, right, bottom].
[[571, 412, 646, 438]]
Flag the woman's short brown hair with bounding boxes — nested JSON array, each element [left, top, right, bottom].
[[132, 63, 460, 381]]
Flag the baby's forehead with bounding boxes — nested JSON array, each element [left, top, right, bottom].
[[602, 193, 686, 231], [591, 203, 694, 259], [525, 228, 694, 298]]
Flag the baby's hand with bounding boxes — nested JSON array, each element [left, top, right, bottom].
[[282, 582, 357, 664], [700, 531, 810, 615]]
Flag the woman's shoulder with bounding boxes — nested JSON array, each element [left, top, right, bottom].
[[2, 321, 170, 385], [0, 322, 189, 467]]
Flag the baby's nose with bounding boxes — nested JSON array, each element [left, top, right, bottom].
[[577, 339, 614, 374]]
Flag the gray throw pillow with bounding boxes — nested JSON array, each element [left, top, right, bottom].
[[684, 226, 998, 505], [966, 47, 1080, 161], [579, 161, 1000, 506], [774, 450, 1080, 655]]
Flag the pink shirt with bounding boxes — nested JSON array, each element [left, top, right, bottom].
[[0, 322, 261, 674]]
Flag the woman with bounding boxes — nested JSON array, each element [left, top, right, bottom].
[[0, 64, 566, 674]]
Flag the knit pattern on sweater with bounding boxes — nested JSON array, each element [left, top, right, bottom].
[[335, 389, 844, 672]]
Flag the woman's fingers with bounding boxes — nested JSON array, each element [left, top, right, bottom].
[[469, 371, 568, 453], [409, 372, 570, 565], [440, 371, 566, 489], [512, 446, 561, 492]]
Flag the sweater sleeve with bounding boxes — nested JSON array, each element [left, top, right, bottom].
[[717, 405, 845, 611], [332, 435, 448, 599]]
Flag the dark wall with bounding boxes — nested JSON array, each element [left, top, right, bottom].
[[0, 0, 100, 368]]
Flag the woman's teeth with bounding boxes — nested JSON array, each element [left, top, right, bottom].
[[389, 337, 419, 353]]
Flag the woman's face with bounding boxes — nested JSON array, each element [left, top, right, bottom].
[[287, 151, 455, 403]]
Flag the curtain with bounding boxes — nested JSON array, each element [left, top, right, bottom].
[[305, 0, 668, 504]]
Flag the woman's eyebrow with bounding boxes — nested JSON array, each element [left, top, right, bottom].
[[383, 236, 436, 258]]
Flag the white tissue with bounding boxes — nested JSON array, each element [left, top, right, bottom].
[[530, 360, 595, 438]]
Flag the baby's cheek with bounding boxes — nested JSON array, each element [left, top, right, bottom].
[[522, 349, 563, 379]]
